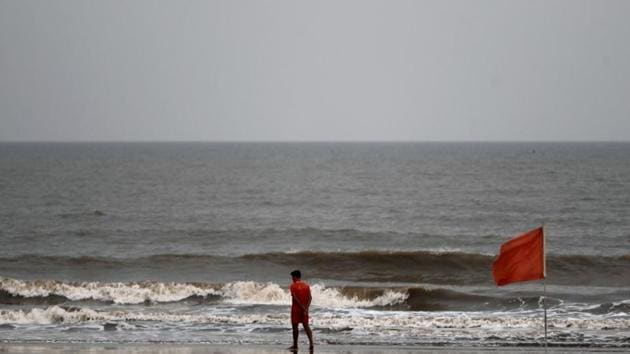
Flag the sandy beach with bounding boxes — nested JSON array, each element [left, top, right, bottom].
[[1, 343, 628, 354]]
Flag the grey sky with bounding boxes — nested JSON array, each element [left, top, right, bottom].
[[1, 0, 629, 142]]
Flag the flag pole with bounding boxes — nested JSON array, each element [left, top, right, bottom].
[[544, 279, 548, 351]]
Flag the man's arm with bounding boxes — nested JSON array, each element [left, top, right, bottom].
[[305, 291, 312, 310], [292, 294, 308, 313]]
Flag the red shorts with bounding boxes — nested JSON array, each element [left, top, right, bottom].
[[291, 309, 309, 325]]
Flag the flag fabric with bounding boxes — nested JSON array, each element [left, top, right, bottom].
[[492, 226, 545, 286]]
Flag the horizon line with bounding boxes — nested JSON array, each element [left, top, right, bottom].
[[0, 139, 629, 144]]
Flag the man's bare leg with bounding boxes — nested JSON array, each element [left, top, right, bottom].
[[288, 323, 298, 351], [303, 323, 314, 350]]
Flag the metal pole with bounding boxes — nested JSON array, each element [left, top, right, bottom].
[[544, 280, 548, 352]]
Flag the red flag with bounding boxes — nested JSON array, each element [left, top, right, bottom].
[[493, 227, 545, 286]]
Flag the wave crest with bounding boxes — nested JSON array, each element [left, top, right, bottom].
[[0, 277, 219, 305], [0, 277, 406, 308], [3, 251, 629, 286]]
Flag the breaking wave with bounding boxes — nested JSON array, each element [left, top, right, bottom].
[[0, 305, 284, 326], [0, 277, 220, 305], [3, 276, 627, 314], [0, 277, 407, 309], [2, 304, 629, 334]]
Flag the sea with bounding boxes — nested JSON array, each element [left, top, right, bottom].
[[0, 142, 628, 348]]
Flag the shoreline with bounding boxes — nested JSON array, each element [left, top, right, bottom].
[[1, 342, 628, 354]]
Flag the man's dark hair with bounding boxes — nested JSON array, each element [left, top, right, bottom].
[[290, 270, 301, 278]]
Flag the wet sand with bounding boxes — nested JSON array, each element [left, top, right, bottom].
[[0, 343, 627, 354]]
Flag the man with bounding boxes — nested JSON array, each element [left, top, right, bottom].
[[288, 269, 314, 351]]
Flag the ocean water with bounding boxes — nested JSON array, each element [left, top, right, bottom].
[[0, 142, 629, 348]]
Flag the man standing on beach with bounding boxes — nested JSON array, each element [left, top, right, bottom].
[[288, 269, 314, 351]]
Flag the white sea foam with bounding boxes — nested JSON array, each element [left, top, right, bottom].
[[0, 277, 407, 308], [0, 277, 220, 304], [311, 285, 408, 308], [219, 281, 289, 305], [219, 281, 408, 308], [0, 305, 286, 326], [1, 305, 629, 334]]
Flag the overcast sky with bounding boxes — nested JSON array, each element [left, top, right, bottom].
[[1, 0, 629, 142]]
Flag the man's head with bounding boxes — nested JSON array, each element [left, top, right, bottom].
[[290, 270, 301, 281]]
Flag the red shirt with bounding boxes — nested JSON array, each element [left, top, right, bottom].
[[290, 280, 311, 323]]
